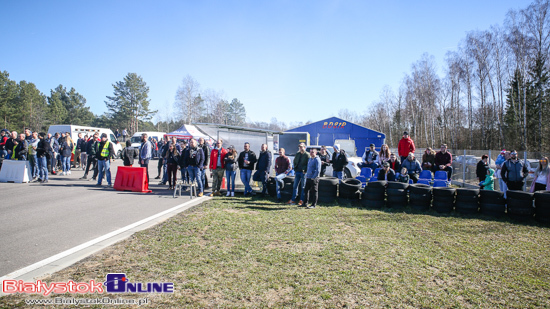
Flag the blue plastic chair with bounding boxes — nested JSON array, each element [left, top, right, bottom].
[[433, 180, 447, 187], [434, 171, 448, 180], [419, 170, 432, 181], [409, 179, 413, 184], [417, 179, 430, 186], [360, 168, 373, 179], [373, 168, 381, 178]]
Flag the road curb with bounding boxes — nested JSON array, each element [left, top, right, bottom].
[[0, 195, 211, 296]]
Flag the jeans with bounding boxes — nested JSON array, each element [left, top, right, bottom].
[[80, 153, 87, 169], [188, 166, 203, 193], [333, 171, 343, 180], [225, 170, 236, 192], [37, 156, 48, 180], [275, 173, 286, 198], [240, 169, 253, 194], [51, 152, 58, 171], [292, 171, 307, 202], [62, 156, 71, 173], [162, 161, 168, 184], [358, 162, 378, 170], [84, 157, 98, 179], [1, 150, 7, 159], [29, 154, 38, 178], [140, 159, 150, 183], [97, 159, 111, 185]]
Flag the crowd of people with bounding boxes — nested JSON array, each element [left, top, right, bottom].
[[1, 128, 548, 204]]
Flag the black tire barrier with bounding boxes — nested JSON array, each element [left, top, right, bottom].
[[479, 190, 506, 205], [338, 192, 361, 204], [362, 191, 385, 200], [479, 203, 506, 217], [387, 195, 408, 209], [283, 176, 294, 184], [409, 192, 432, 204], [318, 195, 336, 204], [387, 181, 409, 190], [456, 195, 479, 203], [410, 201, 430, 212], [367, 181, 386, 189], [409, 184, 431, 195], [387, 188, 407, 196], [507, 190, 534, 200], [456, 188, 480, 197], [507, 196, 534, 221], [339, 179, 362, 199], [534, 191, 550, 224], [433, 200, 453, 213], [433, 187, 456, 197], [267, 177, 277, 197], [454, 201, 479, 215], [363, 199, 385, 209], [319, 177, 339, 186]]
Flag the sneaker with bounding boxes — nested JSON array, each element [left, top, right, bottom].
[[68, 171, 71, 175], [231, 192, 234, 197], [306, 205, 316, 209], [287, 200, 295, 205], [198, 192, 203, 197], [80, 175, 87, 180], [108, 184, 112, 187], [226, 192, 231, 197], [155, 176, 160, 179], [298, 200, 304, 206], [42, 179, 48, 183], [95, 183, 102, 187], [90, 178, 96, 181]]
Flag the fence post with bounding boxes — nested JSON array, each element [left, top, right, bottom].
[[462, 149, 466, 187]]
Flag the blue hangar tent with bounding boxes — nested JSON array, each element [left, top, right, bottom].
[[284, 117, 386, 157]]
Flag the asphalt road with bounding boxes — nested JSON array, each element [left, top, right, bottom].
[[0, 159, 196, 277]]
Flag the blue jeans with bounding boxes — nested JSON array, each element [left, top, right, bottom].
[[30, 154, 38, 178], [188, 166, 203, 193], [275, 173, 286, 198], [1, 150, 7, 159], [162, 161, 168, 183], [225, 170, 236, 192], [240, 169, 252, 194], [333, 171, 343, 180], [62, 156, 71, 172], [292, 171, 306, 202], [358, 162, 378, 170], [97, 159, 111, 185], [37, 156, 48, 180]]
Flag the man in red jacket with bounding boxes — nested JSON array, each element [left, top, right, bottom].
[[398, 131, 415, 163], [209, 139, 228, 196]]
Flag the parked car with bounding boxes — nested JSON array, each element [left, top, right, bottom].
[[525, 159, 540, 180]]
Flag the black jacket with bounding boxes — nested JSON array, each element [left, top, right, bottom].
[[96, 140, 115, 160], [331, 150, 348, 172], [476, 160, 488, 180], [501, 159, 529, 183], [13, 139, 28, 160], [238, 150, 257, 170], [180, 146, 204, 168], [200, 143, 209, 167], [36, 139, 51, 158], [378, 168, 396, 181], [122, 146, 139, 166], [256, 150, 272, 172]]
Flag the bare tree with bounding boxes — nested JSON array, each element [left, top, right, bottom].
[[175, 75, 201, 124]]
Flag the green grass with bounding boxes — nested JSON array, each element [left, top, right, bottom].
[[2, 198, 550, 308]]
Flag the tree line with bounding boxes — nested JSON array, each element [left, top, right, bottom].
[[344, 0, 550, 154]]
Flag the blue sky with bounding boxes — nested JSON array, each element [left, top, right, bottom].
[[1, 0, 530, 125]]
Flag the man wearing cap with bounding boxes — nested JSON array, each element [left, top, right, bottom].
[[398, 132, 415, 163], [331, 143, 348, 180], [95, 133, 115, 187], [139, 133, 153, 183], [378, 162, 396, 181], [501, 150, 529, 191], [359, 143, 379, 170]]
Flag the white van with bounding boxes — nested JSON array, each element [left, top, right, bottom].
[[47, 125, 123, 158], [130, 132, 166, 148]]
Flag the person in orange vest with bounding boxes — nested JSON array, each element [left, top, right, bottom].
[[209, 139, 228, 196], [398, 131, 415, 163]]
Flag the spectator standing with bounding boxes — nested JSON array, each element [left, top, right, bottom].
[[387, 154, 401, 174], [421, 147, 436, 171], [115, 129, 120, 139], [156, 136, 167, 181], [49, 133, 60, 174], [331, 144, 348, 180], [122, 128, 128, 142], [256, 143, 272, 197], [5, 131, 18, 160], [434, 144, 453, 181], [183, 138, 205, 197], [401, 153, 422, 183], [139, 133, 153, 183], [209, 139, 228, 196], [28, 132, 39, 180], [166, 143, 180, 190], [36, 132, 50, 183], [318, 146, 331, 177], [359, 144, 379, 169], [224, 146, 238, 197], [0, 129, 9, 158], [529, 157, 550, 192], [377, 144, 391, 166], [398, 132, 415, 163], [237, 142, 257, 196], [495, 150, 508, 193], [274, 148, 292, 202], [122, 140, 139, 166], [81, 132, 99, 181], [24, 128, 32, 142], [377, 162, 396, 181], [198, 137, 210, 190], [480, 168, 495, 190], [75, 133, 85, 169], [59, 135, 74, 175], [11, 133, 28, 160], [288, 143, 309, 205], [302, 148, 321, 209], [501, 150, 529, 191], [476, 155, 489, 188], [95, 133, 115, 187]]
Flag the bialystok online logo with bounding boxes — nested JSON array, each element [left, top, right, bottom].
[[2, 273, 174, 296]]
